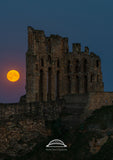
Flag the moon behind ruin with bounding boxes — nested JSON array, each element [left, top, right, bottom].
[[7, 70, 20, 82]]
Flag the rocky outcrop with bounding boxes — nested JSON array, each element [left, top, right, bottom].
[[0, 116, 48, 157], [89, 136, 108, 154]]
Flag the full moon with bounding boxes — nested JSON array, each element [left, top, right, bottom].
[[7, 70, 20, 82]]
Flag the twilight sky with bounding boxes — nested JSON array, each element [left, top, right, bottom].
[[0, 0, 113, 103]]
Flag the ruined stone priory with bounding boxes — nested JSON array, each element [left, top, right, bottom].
[[0, 26, 113, 121], [26, 26, 104, 103], [1, 27, 113, 157]]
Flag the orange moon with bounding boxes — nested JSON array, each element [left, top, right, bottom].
[[7, 70, 20, 82]]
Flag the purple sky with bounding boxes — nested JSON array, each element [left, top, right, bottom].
[[0, 0, 113, 103]]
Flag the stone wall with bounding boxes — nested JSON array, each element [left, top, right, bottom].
[[1, 92, 113, 124], [0, 100, 64, 121], [0, 102, 43, 121], [87, 92, 113, 111]]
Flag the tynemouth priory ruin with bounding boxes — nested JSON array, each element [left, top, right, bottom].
[[25, 26, 113, 110], [0, 26, 113, 121], [26, 26, 104, 103], [0, 26, 113, 157], [0, 26, 113, 120]]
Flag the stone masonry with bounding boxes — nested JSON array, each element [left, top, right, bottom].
[[26, 26, 104, 103]]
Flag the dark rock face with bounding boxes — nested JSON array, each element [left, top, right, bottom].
[[1, 93, 113, 159], [0, 115, 47, 157], [1, 94, 113, 158], [0, 101, 64, 158], [0, 97, 88, 158]]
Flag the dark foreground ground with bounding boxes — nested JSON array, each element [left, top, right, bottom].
[[1, 105, 113, 160]]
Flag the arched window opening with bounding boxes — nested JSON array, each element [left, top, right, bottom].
[[68, 76, 71, 93], [39, 70, 43, 101], [67, 60, 70, 73], [84, 75, 88, 93], [57, 59, 60, 67], [75, 60, 80, 73], [84, 59, 87, 72], [96, 60, 99, 68], [41, 58, 44, 66]]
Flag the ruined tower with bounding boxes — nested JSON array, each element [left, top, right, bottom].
[[26, 27, 104, 103]]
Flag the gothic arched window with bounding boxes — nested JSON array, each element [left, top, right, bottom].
[[67, 60, 70, 73], [83, 59, 87, 72], [75, 60, 80, 73], [57, 59, 60, 67], [84, 75, 88, 93], [96, 60, 99, 68], [68, 76, 71, 93]]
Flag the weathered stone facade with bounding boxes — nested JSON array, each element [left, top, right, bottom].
[[26, 26, 104, 103]]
